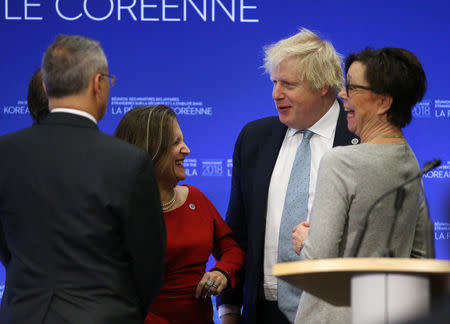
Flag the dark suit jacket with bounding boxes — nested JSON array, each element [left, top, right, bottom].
[[216, 102, 357, 323], [0, 113, 166, 324]]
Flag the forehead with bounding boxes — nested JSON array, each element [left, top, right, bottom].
[[270, 57, 298, 80], [347, 61, 367, 82], [171, 119, 182, 136]]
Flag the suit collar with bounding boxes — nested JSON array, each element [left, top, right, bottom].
[[40, 112, 99, 130], [333, 99, 360, 146], [50, 108, 97, 124], [259, 118, 287, 161]]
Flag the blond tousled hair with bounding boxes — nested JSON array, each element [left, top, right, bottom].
[[263, 28, 343, 95]]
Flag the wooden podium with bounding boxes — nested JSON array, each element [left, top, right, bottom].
[[273, 258, 450, 324]]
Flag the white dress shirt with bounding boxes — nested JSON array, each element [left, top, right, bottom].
[[219, 101, 340, 317], [50, 108, 97, 124], [262, 100, 340, 300]]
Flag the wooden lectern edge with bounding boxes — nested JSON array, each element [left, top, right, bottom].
[[273, 258, 450, 277], [272, 258, 450, 307]]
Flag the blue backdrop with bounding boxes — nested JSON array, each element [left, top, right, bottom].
[[1, 0, 449, 320]]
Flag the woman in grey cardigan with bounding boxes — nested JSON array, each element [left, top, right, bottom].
[[293, 47, 432, 324]]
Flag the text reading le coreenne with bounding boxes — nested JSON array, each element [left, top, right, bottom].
[[2, 0, 259, 22]]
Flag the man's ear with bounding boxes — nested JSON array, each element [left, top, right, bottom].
[[377, 94, 393, 115], [320, 86, 330, 97], [93, 73, 102, 95]]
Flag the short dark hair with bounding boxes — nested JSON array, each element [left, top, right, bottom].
[[345, 47, 427, 128], [27, 68, 49, 123], [114, 105, 177, 174]]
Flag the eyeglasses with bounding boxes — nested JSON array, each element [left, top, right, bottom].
[[100, 73, 116, 87], [345, 82, 375, 97]]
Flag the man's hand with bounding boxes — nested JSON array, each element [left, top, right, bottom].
[[292, 221, 310, 255]]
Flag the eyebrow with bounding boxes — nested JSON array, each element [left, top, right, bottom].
[[275, 78, 299, 85]]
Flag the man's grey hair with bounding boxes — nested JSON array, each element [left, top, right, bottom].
[[264, 28, 343, 95], [42, 35, 108, 98]]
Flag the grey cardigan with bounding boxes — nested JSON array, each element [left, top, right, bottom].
[[295, 142, 431, 324]]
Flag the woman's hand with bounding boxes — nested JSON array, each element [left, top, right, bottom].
[[292, 221, 310, 255], [195, 270, 228, 299]]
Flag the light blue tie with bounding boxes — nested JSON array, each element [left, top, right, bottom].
[[277, 130, 314, 323]]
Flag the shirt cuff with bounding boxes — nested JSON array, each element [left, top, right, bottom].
[[218, 304, 241, 318]]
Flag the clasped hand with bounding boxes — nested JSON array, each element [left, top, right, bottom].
[[195, 270, 228, 299], [292, 221, 310, 255]]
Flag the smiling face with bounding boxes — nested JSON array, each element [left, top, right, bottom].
[[157, 120, 190, 188], [338, 61, 380, 138], [271, 57, 330, 130]]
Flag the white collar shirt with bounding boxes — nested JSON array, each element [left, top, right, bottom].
[[50, 108, 97, 124], [263, 100, 340, 300]]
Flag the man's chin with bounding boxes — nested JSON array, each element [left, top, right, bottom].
[[278, 115, 297, 129]]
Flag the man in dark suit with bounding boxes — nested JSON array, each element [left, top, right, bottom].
[[0, 35, 166, 324], [217, 28, 358, 324]]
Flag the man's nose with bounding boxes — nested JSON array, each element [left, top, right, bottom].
[[273, 83, 284, 100]]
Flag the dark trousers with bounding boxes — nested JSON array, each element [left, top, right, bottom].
[[256, 300, 291, 324]]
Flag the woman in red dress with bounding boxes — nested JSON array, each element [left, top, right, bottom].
[[115, 105, 245, 324]]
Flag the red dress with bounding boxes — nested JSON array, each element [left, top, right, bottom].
[[145, 185, 245, 324]]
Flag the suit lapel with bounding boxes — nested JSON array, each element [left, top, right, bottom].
[[333, 100, 359, 147], [254, 120, 287, 203], [252, 120, 287, 260]]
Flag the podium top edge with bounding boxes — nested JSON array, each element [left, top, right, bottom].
[[273, 258, 450, 277]]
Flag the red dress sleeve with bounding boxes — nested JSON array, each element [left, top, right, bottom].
[[193, 186, 245, 289]]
